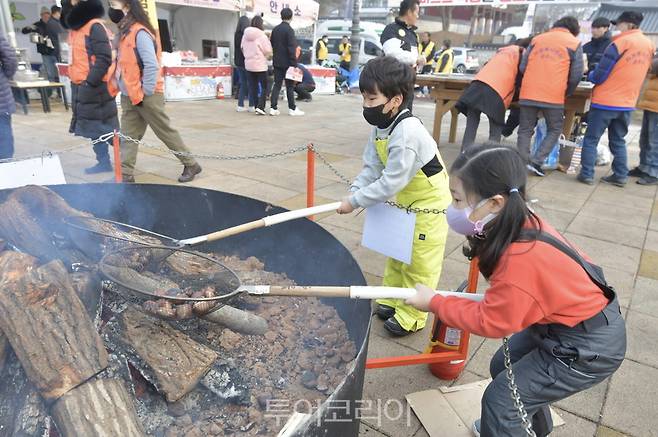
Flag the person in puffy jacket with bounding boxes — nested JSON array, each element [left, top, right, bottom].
[[61, 0, 119, 173], [242, 15, 272, 116], [0, 34, 18, 160]]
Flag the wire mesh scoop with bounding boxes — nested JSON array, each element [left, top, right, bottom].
[[65, 202, 342, 251], [99, 245, 483, 322]]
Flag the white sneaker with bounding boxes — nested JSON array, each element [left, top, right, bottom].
[[255, 108, 266, 115], [236, 106, 248, 112], [269, 108, 281, 116], [248, 106, 256, 113], [288, 108, 305, 116]]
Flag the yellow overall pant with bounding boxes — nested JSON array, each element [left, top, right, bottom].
[[374, 135, 451, 332]]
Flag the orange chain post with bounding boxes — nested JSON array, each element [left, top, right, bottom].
[[113, 130, 122, 183], [306, 143, 315, 219]]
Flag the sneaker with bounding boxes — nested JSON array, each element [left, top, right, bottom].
[[269, 108, 280, 116], [178, 163, 202, 183], [637, 175, 658, 186], [236, 106, 248, 112], [601, 174, 627, 187], [289, 108, 305, 116], [383, 317, 414, 337], [576, 173, 594, 185], [527, 162, 545, 177], [255, 108, 266, 115], [248, 106, 256, 113], [375, 304, 395, 320], [472, 419, 481, 437], [628, 167, 648, 178], [84, 161, 113, 174]]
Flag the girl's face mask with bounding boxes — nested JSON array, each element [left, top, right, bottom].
[[446, 198, 498, 236]]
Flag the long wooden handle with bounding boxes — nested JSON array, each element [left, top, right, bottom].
[[179, 202, 342, 246], [241, 285, 484, 302]]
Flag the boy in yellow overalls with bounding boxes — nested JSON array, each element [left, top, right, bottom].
[[337, 56, 451, 336]]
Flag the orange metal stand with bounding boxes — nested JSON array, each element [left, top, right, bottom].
[[365, 259, 480, 370]]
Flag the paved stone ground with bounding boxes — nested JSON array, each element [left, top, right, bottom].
[[10, 94, 658, 437]]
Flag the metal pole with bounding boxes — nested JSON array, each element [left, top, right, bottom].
[[349, 0, 360, 70], [0, 0, 17, 47]]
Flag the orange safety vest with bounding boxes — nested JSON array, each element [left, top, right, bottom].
[[475, 45, 522, 108], [591, 30, 655, 110], [109, 23, 164, 105], [519, 28, 581, 105], [68, 18, 114, 85]]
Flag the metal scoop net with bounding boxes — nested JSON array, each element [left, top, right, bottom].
[[100, 245, 242, 321]]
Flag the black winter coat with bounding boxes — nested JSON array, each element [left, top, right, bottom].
[[270, 21, 297, 69], [62, 0, 119, 139], [583, 33, 612, 72]]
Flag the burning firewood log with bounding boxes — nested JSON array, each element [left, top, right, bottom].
[[52, 378, 146, 437], [0, 185, 92, 265], [0, 251, 108, 401], [0, 350, 52, 437], [103, 306, 219, 402]]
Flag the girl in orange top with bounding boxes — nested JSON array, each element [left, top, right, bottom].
[[406, 145, 626, 437]]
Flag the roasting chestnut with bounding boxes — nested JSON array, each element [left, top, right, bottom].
[[175, 303, 193, 319], [193, 300, 216, 316]]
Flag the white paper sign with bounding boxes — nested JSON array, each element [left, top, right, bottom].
[[0, 155, 67, 189], [362, 202, 416, 264]]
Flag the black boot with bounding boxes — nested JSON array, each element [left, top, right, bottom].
[[85, 160, 113, 174], [375, 304, 395, 320], [178, 164, 202, 183], [383, 317, 415, 337]]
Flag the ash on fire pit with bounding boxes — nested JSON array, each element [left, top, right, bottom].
[[0, 184, 371, 437]]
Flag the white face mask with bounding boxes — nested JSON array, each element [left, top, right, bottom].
[[611, 29, 622, 37]]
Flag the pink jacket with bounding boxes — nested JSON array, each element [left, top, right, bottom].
[[241, 27, 272, 73]]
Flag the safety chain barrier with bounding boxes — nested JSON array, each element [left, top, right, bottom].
[[2, 132, 445, 215], [306, 144, 446, 215], [117, 132, 309, 161]]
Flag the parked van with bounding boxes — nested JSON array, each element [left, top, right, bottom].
[[315, 20, 385, 66]]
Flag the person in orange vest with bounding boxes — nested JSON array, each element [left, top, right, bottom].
[[60, 0, 118, 174], [577, 11, 655, 187], [456, 38, 530, 151], [517, 16, 583, 177], [107, 0, 202, 183], [630, 53, 658, 185]]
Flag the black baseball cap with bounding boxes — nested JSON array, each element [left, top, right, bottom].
[[591, 17, 610, 28], [611, 11, 643, 26]]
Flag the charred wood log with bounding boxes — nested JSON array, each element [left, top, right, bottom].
[[0, 185, 92, 265], [0, 349, 52, 437], [69, 271, 104, 323], [0, 251, 108, 401], [103, 306, 218, 402], [51, 378, 146, 437]]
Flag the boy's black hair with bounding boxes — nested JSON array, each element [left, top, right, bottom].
[[321, 34, 328, 38], [399, 0, 419, 17], [359, 56, 414, 107], [281, 7, 293, 20], [451, 144, 541, 278], [443, 39, 451, 48], [342, 35, 349, 39], [553, 16, 580, 36], [51, 5, 61, 14]]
